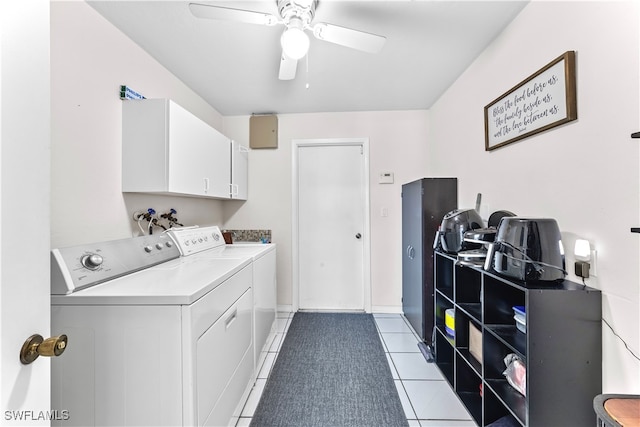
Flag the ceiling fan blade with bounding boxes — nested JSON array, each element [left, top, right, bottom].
[[189, 3, 279, 26], [312, 23, 386, 54], [278, 52, 298, 80]]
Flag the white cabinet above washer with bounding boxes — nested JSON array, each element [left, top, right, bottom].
[[122, 99, 233, 199]]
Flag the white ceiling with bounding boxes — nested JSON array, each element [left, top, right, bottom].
[[87, 0, 528, 116]]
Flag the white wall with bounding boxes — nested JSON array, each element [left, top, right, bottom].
[[50, 1, 227, 248], [223, 111, 430, 311], [428, 0, 640, 393]]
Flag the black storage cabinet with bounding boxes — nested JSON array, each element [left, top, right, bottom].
[[401, 177, 457, 342]]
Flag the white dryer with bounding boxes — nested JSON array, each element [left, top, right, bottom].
[[166, 226, 277, 371]]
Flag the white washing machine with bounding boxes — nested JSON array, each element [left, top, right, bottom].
[[51, 231, 255, 426], [166, 226, 277, 371]]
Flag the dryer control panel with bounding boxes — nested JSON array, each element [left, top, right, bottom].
[[167, 226, 226, 256], [51, 233, 180, 295]]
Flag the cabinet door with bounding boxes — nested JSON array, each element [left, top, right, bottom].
[[206, 128, 231, 199], [167, 102, 230, 198], [402, 180, 424, 338], [122, 99, 170, 193], [196, 289, 252, 426], [231, 140, 248, 200]]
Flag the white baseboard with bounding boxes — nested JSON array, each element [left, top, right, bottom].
[[277, 304, 294, 313], [371, 305, 403, 314], [279, 305, 404, 315]]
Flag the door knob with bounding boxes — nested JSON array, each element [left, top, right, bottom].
[[20, 334, 68, 365], [355, 233, 362, 239]]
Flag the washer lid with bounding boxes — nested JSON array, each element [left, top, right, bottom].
[[51, 256, 251, 305], [206, 243, 276, 260]]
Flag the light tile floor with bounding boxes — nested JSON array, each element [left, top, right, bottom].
[[236, 312, 478, 427]]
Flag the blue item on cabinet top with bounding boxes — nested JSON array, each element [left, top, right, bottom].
[[513, 306, 525, 317]]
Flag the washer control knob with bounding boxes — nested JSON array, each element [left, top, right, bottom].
[[144, 245, 153, 253], [155, 243, 163, 250], [81, 254, 103, 270]]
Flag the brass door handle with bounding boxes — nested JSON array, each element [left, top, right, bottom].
[[20, 334, 68, 365]]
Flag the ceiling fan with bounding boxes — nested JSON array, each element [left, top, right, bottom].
[[189, 0, 386, 80]]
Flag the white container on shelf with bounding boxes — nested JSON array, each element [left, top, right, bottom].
[[514, 314, 526, 333], [513, 305, 526, 333]]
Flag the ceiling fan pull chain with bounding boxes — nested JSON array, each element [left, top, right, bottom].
[[305, 53, 310, 89]]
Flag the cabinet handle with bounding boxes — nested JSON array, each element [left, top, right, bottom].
[[203, 178, 209, 193], [229, 183, 239, 197], [225, 308, 238, 330], [406, 245, 415, 260]]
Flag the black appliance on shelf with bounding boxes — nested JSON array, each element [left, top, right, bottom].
[[438, 208, 484, 253], [401, 178, 457, 347], [485, 217, 567, 283]]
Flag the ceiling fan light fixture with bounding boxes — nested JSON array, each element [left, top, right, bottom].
[[292, 0, 314, 8], [280, 17, 309, 60]]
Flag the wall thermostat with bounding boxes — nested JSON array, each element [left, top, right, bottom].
[[379, 172, 394, 184]]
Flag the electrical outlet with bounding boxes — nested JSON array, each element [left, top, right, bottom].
[[575, 261, 590, 278], [575, 250, 598, 279]]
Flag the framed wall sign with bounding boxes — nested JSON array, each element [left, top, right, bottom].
[[484, 51, 577, 151]]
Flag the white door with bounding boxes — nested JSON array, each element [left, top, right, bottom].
[[295, 140, 370, 311], [1, 0, 53, 421]]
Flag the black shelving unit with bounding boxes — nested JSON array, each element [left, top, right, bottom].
[[434, 251, 602, 427]]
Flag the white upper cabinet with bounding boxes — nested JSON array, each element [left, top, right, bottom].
[[231, 140, 248, 200], [122, 99, 232, 199]]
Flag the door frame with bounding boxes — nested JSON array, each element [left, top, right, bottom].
[[291, 138, 371, 313]]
